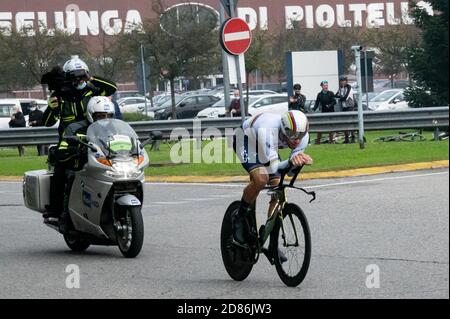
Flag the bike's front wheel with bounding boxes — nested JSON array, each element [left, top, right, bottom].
[[220, 201, 254, 281], [270, 203, 311, 287], [115, 206, 144, 258]]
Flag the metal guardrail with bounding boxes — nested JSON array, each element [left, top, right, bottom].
[[0, 107, 448, 147]]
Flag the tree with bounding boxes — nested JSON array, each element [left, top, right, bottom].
[[84, 33, 136, 83], [0, 24, 85, 99], [405, 0, 449, 107], [244, 29, 272, 103], [364, 24, 420, 87], [0, 34, 35, 94], [129, 0, 220, 119]]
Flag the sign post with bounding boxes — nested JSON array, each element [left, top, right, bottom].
[[220, 7, 251, 124], [140, 44, 148, 115], [352, 45, 365, 149], [219, 4, 231, 114]]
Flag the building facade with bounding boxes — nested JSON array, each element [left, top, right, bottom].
[[0, 0, 422, 38]]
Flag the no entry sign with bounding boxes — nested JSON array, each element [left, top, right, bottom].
[[220, 18, 252, 56]]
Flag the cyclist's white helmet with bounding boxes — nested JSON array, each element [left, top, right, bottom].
[[86, 96, 115, 123], [280, 110, 309, 141], [63, 55, 89, 75]]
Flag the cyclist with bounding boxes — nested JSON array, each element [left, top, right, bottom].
[[232, 111, 313, 248]]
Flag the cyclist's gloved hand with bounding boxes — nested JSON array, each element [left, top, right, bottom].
[[48, 96, 59, 110], [291, 153, 313, 167]]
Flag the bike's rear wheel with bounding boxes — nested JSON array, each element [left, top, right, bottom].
[[220, 201, 254, 281], [270, 203, 311, 287]]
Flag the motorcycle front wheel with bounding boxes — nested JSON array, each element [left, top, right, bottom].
[[115, 206, 144, 258]]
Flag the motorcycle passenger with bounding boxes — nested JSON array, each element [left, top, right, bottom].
[[43, 55, 117, 139], [45, 96, 115, 219], [232, 111, 313, 251]]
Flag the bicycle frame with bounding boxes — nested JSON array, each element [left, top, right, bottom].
[[258, 165, 316, 248]]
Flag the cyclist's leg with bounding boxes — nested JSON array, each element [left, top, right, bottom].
[[243, 168, 269, 204], [267, 174, 281, 219], [232, 135, 268, 244]]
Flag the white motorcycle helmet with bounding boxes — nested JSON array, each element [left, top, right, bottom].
[[86, 96, 115, 123], [63, 55, 90, 89], [280, 110, 309, 141], [63, 55, 89, 74]]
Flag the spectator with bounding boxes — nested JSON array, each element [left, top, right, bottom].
[[28, 101, 46, 155], [228, 89, 241, 117], [289, 83, 307, 112], [8, 104, 26, 156], [335, 76, 356, 143], [313, 81, 336, 144]]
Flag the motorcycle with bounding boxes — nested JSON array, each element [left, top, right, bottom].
[[23, 119, 161, 258]]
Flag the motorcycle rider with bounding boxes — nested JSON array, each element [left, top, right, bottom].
[[43, 55, 117, 139], [44, 96, 115, 222]]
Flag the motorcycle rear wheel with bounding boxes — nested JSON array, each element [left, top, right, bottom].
[[63, 234, 90, 252]]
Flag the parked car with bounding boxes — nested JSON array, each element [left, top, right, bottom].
[[117, 97, 152, 113], [151, 94, 170, 107], [246, 90, 278, 96], [114, 91, 143, 100], [0, 98, 48, 129], [153, 94, 220, 120], [196, 94, 288, 119], [251, 82, 287, 93], [196, 96, 259, 118], [374, 79, 410, 92], [368, 89, 410, 111]]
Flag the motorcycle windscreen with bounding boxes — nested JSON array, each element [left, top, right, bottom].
[[87, 119, 139, 157]]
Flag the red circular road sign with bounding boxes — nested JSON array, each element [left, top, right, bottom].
[[220, 18, 252, 56]]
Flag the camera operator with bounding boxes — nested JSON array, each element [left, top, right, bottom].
[[42, 55, 117, 139], [289, 83, 307, 112], [41, 55, 117, 217]]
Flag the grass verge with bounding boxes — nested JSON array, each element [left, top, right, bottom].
[[0, 130, 448, 177]]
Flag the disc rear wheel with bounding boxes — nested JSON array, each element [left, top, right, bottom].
[[220, 201, 254, 281]]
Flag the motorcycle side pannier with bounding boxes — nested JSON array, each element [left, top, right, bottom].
[[23, 170, 52, 213]]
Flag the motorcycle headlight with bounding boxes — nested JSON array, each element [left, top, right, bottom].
[[105, 160, 142, 179]]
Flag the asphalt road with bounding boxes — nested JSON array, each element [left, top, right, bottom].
[[0, 169, 448, 299]]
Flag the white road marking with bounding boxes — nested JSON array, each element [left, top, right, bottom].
[[2, 171, 448, 191], [151, 201, 191, 205], [303, 171, 449, 190], [183, 198, 216, 202], [143, 171, 449, 189]]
